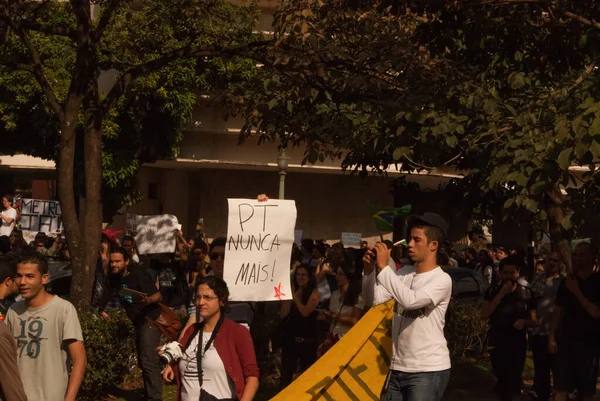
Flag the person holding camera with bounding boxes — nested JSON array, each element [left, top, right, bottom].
[[480, 255, 537, 401], [362, 213, 453, 401], [162, 276, 259, 401]]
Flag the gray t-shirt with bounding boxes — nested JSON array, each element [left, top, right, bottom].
[[6, 296, 83, 401]]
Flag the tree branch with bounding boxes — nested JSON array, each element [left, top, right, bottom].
[[561, 10, 600, 30], [93, 0, 123, 44], [0, 16, 65, 122], [20, 21, 76, 38], [0, 60, 34, 73], [102, 40, 273, 112]]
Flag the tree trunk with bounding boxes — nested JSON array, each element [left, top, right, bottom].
[[69, 78, 103, 311], [546, 184, 571, 273], [58, 117, 85, 305]]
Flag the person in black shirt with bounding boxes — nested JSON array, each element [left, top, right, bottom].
[[98, 247, 163, 401], [480, 255, 536, 401], [0, 256, 18, 321], [550, 242, 600, 401], [279, 264, 320, 390]]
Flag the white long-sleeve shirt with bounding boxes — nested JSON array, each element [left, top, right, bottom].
[[362, 262, 452, 372]]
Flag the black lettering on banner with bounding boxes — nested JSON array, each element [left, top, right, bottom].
[[236, 262, 273, 285], [238, 203, 254, 232], [55, 201, 61, 215], [19, 215, 33, 231], [228, 234, 280, 252], [31, 200, 40, 214], [346, 364, 379, 401], [21, 199, 32, 214], [235, 262, 251, 285], [333, 375, 360, 401], [38, 216, 52, 232], [368, 336, 391, 367], [260, 263, 269, 282], [305, 376, 333, 398], [253, 204, 278, 231], [47, 201, 56, 216], [270, 259, 276, 282]]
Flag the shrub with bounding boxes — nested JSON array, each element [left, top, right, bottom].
[[444, 299, 489, 359], [78, 310, 136, 400]]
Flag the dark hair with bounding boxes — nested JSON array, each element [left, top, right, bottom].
[[193, 240, 208, 255], [339, 252, 362, 306], [292, 264, 317, 302], [499, 255, 525, 272], [18, 251, 49, 275], [465, 248, 478, 259], [477, 249, 494, 266], [0, 255, 18, 282], [2, 195, 13, 204], [438, 251, 450, 267], [0, 235, 10, 254], [100, 233, 112, 244], [301, 239, 315, 254], [409, 224, 445, 252], [209, 237, 226, 252], [122, 235, 135, 243], [110, 246, 131, 261], [326, 246, 345, 270], [195, 276, 230, 312]]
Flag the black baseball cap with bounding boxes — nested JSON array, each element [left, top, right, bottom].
[[407, 212, 449, 237]]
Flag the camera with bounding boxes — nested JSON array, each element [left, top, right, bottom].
[[159, 341, 183, 365]]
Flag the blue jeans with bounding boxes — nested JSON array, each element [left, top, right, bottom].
[[380, 369, 451, 401]]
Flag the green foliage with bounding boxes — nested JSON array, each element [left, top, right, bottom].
[[444, 300, 488, 359], [232, 0, 600, 241], [0, 0, 260, 218], [78, 310, 136, 401]]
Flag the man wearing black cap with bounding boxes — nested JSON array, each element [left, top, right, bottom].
[[362, 213, 453, 401]]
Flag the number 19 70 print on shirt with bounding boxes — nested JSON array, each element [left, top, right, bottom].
[[16, 317, 46, 359]]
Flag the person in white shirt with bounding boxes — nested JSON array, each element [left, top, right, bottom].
[[0, 196, 17, 237], [362, 212, 453, 401]]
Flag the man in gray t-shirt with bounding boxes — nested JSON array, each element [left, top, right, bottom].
[[6, 252, 86, 401]]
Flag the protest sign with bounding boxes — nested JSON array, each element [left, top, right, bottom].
[[133, 214, 179, 254], [341, 232, 362, 247], [224, 199, 297, 302], [294, 230, 303, 246], [19, 198, 63, 233]]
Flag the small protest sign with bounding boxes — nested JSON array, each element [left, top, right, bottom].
[[224, 199, 297, 302], [19, 198, 63, 233], [294, 230, 303, 246], [133, 214, 179, 254], [341, 232, 362, 247]]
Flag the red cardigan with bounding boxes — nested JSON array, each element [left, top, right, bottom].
[[174, 318, 259, 400]]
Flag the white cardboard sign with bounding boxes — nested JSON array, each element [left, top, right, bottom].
[[224, 199, 297, 302], [341, 232, 362, 247], [133, 214, 179, 254], [19, 198, 63, 233]]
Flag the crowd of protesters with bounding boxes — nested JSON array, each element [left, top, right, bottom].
[[2, 191, 600, 401]]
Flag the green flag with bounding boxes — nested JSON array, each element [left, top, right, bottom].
[[368, 204, 412, 232]]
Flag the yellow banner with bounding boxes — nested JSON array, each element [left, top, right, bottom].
[[272, 301, 394, 401]]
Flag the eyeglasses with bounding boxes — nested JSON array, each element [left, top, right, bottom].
[[196, 294, 219, 302], [209, 252, 225, 261]]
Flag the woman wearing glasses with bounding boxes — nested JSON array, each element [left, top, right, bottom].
[[163, 276, 259, 401], [317, 253, 364, 339], [279, 264, 320, 389]]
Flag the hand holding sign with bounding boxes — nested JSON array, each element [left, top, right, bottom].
[[223, 197, 297, 302]]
